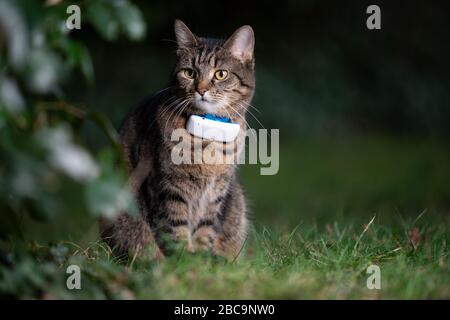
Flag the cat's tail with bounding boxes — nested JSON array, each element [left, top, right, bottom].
[[99, 214, 164, 261], [99, 157, 164, 261]]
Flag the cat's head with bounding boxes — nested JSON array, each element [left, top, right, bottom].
[[172, 20, 255, 117]]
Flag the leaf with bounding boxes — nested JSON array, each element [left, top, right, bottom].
[[0, 76, 25, 113], [59, 40, 95, 84], [85, 149, 137, 218], [0, 0, 29, 70], [25, 47, 62, 94], [114, 1, 146, 41], [78, 45, 95, 84], [86, 0, 120, 42]]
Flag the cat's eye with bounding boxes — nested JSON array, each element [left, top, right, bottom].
[[214, 70, 228, 80], [182, 69, 196, 79]]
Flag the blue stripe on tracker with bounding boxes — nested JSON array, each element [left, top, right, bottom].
[[201, 113, 232, 123]]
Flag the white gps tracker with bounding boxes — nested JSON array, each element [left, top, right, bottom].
[[186, 114, 240, 142]]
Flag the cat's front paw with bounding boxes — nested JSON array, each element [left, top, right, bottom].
[[172, 225, 194, 252], [193, 227, 216, 252]]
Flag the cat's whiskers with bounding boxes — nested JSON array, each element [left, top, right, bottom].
[[148, 96, 182, 130], [159, 97, 188, 136], [171, 99, 190, 127], [150, 86, 178, 122], [238, 100, 261, 114], [178, 96, 194, 119], [158, 97, 185, 127], [215, 94, 253, 127], [236, 101, 268, 133], [174, 94, 194, 120], [235, 101, 268, 137], [156, 95, 180, 120], [154, 85, 175, 96], [164, 95, 193, 134], [163, 99, 186, 134], [218, 98, 258, 140], [219, 95, 267, 134]]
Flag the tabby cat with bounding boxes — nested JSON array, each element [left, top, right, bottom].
[[100, 20, 256, 260]]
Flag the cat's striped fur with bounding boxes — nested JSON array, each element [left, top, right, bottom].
[[100, 20, 255, 260]]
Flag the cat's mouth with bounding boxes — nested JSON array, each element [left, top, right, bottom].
[[193, 92, 223, 113], [195, 100, 219, 113]]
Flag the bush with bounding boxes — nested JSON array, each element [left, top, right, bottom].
[[0, 0, 146, 298]]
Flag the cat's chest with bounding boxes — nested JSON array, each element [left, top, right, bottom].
[[192, 179, 216, 219]]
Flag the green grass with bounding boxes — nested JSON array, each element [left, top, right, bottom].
[[4, 216, 448, 299], [1, 135, 449, 299]]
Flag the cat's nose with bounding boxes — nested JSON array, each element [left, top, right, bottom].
[[196, 86, 208, 96]]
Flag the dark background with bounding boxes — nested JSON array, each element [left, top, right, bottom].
[[69, 0, 450, 138], [67, 0, 450, 225]]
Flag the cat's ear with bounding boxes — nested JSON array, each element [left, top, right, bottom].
[[224, 25, 255, 62], [174, 19, 199, 48]]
